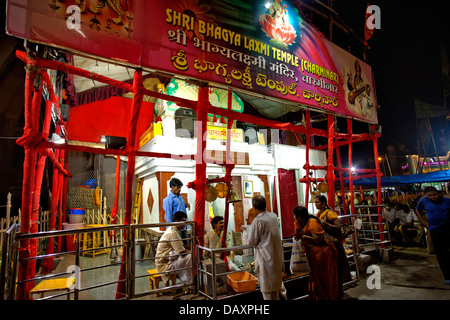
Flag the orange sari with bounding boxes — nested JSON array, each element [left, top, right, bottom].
[[302, 218, 339, 300]]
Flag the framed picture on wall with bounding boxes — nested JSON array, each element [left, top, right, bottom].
[[243, 180, 253, 198]]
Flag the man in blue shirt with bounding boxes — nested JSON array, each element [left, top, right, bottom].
[[163, 178, 190, 242], [416, 186, 450, 285]]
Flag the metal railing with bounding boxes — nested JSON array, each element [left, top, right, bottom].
[[196, 244, 255, 300], [0, 223, 19, 300], [0, 221, 195, 300], [130, 221, 196, 299]]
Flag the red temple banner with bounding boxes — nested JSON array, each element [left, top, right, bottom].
[[6, 0, 378, 123]]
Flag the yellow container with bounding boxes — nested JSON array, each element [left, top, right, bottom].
[[226, 271, 257, 293]]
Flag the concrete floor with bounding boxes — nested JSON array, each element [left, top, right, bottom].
[[343, 245, 450, 300], [39, 244, 450, 300]]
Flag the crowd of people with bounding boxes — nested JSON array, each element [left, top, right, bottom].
[[153, 177, 450, 300]]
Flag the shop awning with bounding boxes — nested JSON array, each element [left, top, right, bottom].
[[353, 170, 450, 186]]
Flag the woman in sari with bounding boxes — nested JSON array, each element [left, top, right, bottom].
[[293, 206, 339, 300], [315, 195, 352, 299]]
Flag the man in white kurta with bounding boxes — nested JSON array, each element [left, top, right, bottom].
[[155, 211, 192, 289], [247, 195, 283, 300]]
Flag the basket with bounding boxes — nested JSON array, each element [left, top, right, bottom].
[[226, 271, 257, 293]]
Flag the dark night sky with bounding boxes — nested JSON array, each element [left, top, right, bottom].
[[368, 0, 449, 152], [325, 0, 450, 168]]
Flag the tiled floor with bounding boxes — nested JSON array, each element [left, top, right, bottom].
[[31, 244, 450, 300], [49, 251, 188, 300]]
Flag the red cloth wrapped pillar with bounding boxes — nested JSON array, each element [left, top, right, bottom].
[[193, 85, 209, 247], [56, 149, 65, 253], [42, 126, 62, 274], [220, 91, 234, 262], [304, 111, 311, 205], [16, 65, 38, 300], [326, 114, 336, 208], [116, 70, 145, 299], [347, 119, 355, 215], [335, 145, 348, 216], [28, 93, 50, 289]]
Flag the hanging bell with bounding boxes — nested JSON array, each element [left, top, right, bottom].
[[227, 189, 242, 203], [309, 190, 321, 202], [318, 181, 328, 193]]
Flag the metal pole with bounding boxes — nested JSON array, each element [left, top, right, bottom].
[[191, 222, 196, 293], [130, 226, 136, 299], [6, 193, 11, 225], [127, 225, 133, 300], [384, 154, 393, 176], [75, 232, 81, 300], [212, 249, 217, 300], [427, 117, 444, 171]]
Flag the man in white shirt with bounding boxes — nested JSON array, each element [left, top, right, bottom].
[[155, 211, 193, 291], [383, 202, 400, 243], [247, 195, 283, 300], [203, 216, 240, 271], [397, 204, 425, 246], [203, 216, 231, 259]]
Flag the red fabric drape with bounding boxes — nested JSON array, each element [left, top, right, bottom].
[[65, 96, 154, 148], [277, 168, 298, 238]]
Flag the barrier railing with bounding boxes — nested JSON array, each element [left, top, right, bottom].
[[0, 223, 19, 300], [0, 221, 195, 300], [196, 244, 255, 300], [129, 221, 196, 299]]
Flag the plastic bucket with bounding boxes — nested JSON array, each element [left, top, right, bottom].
[[62, 222, 86, 230], [135, 239, 146, 264], [70, 208, 85, 215], [68, 214, 85, 224]]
